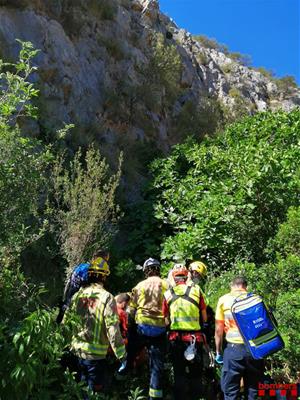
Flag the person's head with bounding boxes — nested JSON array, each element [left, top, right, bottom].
[[188, 261, 207, 284], [230, 276, 247, 290], [172, 263, 188, 284], [143, 257, 161, 278], [87, 256, 110, 285], [116, 293, 130, 310], [92, 250, 110, 262]]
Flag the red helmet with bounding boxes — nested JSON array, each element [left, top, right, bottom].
[[172, 264, 188, 279]]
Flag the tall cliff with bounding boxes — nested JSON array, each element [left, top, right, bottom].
[[0, 0, 299, 194]]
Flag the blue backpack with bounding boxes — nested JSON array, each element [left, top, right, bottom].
[[231, 293, 284, 359]]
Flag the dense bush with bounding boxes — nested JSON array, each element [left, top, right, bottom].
[[148, 110, 300, 268]]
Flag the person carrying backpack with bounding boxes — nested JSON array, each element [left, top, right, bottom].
[[56, 250, 109, 323], [125, 258, 168, 400], [66, 257, 126, 395], [163, 264, 208, 400], [215, 276, 265, 400]]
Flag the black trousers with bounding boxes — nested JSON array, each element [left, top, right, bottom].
[[169, 340, 203, 400]]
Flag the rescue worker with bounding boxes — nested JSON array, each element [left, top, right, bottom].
[[188, 260, 208, 290], [188, 260, 213, 340], [126, 257, 168, 400], [215, 276, 265, 400], [56, 250, 110, 323], [163, 264, 208, 400], [67, 256, 126, 395]]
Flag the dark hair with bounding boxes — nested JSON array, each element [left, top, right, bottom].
[[231, 276, 247, 288], [116, 293, 130, 304], [145, 265, 160, 278], [92, 250, 109, 261], [87, 272, 106, 285]]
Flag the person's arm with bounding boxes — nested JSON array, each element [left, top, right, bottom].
[[200, 295, 208, 324], [215, 320, 224, 354], [162, 298, 170, 326], [214, 297, 225, 363], [104, 296, 126, 360], [128, 287, 138, 323]]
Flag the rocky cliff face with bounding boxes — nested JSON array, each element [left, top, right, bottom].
[[0, 0, 299, 192]]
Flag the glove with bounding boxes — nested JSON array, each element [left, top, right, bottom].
[[117, 354, 128, 374], [215, 353, 223, 364], [118, 359, 127, 373]]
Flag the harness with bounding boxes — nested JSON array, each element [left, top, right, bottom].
[[168, 285, 199, 308]]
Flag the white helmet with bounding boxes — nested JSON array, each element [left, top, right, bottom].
[[142, 257, 160, 271]]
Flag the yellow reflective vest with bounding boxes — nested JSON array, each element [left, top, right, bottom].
[[164, 284, 202, 331], [69, 283, 125, 360]]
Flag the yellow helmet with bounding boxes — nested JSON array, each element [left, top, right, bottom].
[[189, 261, 207, 277], [89, 257, 110, 276]]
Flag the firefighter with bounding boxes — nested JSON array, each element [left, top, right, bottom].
[[56, 250, 110, 323], [163, 264, 207, 400], [125, 258, 168, 400], [67, 257, 125, 395]]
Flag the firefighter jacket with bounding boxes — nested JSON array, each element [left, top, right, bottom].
[[130, 276, 169, 327], [69, 283, 126, 360], [164, 283, 203, 331]]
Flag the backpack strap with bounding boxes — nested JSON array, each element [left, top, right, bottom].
[[168, 285, 199, 309]]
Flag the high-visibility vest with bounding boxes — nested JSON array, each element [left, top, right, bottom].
[[164, 284, 201, 331]]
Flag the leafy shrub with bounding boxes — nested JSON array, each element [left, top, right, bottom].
[[222, 62, 235, 74], [146, 33, 183, 107], [228, 87, 255, 118], [252, 66, 275, 79], [193, 35, 229, 54], [196, 51, 209, 66], [0, 40, 52, 263], [51, 146, 122, 275], [228, 52, 252, 67], [274, 75, 298, 96], [148, 110, 300, 268], [172, 97, 224, 141]]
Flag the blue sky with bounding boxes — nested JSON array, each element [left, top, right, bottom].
[[160, 0, 300, 84]]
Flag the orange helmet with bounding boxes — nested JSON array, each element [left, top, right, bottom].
[[172, 263, 188, 279]]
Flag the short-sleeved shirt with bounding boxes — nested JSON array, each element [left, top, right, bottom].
[[215, 289, 247, 344], [130, 276, 169, 327]]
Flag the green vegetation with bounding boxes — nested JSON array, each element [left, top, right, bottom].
[[0, 42, 125, 399], [124, 109, 300, 380], [51, 147, 122, 276], [193, 34, 229, 54], [1, 40, 299, 398], [172, 97, 224, 141], [275, 75, 298, 96]]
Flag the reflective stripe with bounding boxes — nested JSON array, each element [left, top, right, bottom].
[[72, 341, 108, 357], [173, 316, 199, 322], [227, 330, 243, 338], [249, 330, 278, 346], [166, 284, 201, 331], [115, 344, 126, 359], [93, 303, 104, 340], [149, 387, 163, 398], [135, 314, 165, 327], [105, 314, 119, 326]]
